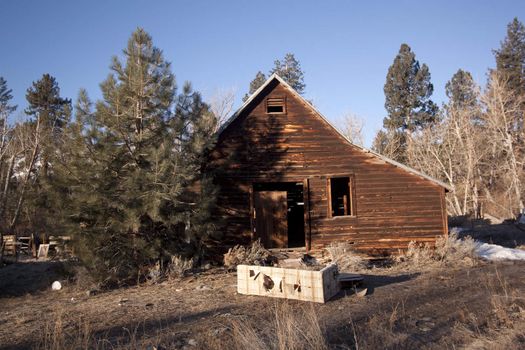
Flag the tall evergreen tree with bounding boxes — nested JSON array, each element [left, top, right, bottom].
[[384, 44, 438, 132], [242, 71, 266, 101], [243, 53, 306, 101], [25, 74, 71, 134], [8, 75, 71, 230], [62, 28, 217, 285], [0, 77, 17, 119], [445, 69, 478, 110], [25, 74, 71, 176], [494, 17, 525, 98], [270, 53, 306, 94], [382, 43, 437, 161]]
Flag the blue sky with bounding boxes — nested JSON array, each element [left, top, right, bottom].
[[1, 0, 524, 146]]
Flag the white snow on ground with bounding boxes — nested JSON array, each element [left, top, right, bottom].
[[475, 242, 525, 261]]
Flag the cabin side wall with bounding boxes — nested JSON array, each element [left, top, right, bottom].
[[211, 81, 446, 254]]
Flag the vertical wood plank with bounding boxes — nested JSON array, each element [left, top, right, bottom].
[[304, 178, 311, 251], [327, 178, 332, 218]]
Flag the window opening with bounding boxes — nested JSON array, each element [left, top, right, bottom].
[[266, 97, 285, 114]]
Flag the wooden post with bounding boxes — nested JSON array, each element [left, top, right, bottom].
[[303, 178, 311, 251], [327, 178, 332, 218], [249, 184, 255, 242]]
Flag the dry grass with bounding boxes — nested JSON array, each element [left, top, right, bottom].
[[453, 267, 525, 349], [395, 231, 478, 270], [324, 242, 367, 272], [35, 309, 169, 350], [167, 255, 194, 278], [36, 309, 93, 350], [223, 239, 272, 269], [229, 302, 327, 350]]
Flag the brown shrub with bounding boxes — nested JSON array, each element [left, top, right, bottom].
[[168, 255, 194, 278], [396, 231, 478, 270], [223, 239, 271, 269], [324, 242, 367, 272]]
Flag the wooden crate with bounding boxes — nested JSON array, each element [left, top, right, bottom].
[[1, 235, 17, 257], [237, 264, 339, 303]]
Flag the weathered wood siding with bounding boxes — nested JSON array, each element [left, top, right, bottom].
[[211, 80, 447, 255]]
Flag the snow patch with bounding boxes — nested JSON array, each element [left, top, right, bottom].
[[475, 242, 525, 261], [449, 226, 470, 233]]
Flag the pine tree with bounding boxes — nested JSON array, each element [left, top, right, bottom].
[[63, 28, 217, 285], [384, 44, 438, 132], [25, 74, 71, 134], [270, 53, 306, 94], [445, 69, 478, 110], [494, 18, 525, 98], [25, 74, 71, 176], [0, 77, 17, 119], [242, 71, 266, 102], [382, 43, 437, 161], [8, 75, 71, 230], [243, 53, 306, 101]]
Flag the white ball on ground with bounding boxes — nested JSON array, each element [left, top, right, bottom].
[[51, 281, 62, 291]]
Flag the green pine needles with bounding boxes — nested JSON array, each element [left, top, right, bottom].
[[60, 28, 218, 286]]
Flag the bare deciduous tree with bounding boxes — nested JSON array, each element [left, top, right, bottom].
[[480, 72, 525, 217], [9, 119, 43, 229], [408, 104, 484, 217], [340, 113, 365, 146], [372, 129, 404, 160], [209, 87, 236, 132]]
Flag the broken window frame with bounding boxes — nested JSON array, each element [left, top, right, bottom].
[[327, 175, 356, 218]]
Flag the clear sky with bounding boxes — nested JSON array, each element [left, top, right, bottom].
[[1, 0, 524, 146]]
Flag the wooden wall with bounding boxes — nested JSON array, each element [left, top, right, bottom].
[[210, 79, 447, 255]]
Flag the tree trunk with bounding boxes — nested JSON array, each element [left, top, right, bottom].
[[10, 119, 41, 230]]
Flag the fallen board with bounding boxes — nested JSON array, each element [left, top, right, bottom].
[[37, 244, 49, 259], [237, 264, 339, 303], [338, 273, 364, 289]]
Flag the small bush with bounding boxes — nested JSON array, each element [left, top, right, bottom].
[[395, 241, 435, 268], [435, 231, 477, 265], [396, 231, 478, 269], [223, 239, 271, 269], [168, 255, 194, 278], [325, 242, 367, 272]]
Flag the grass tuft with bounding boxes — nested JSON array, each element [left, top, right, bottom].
[[223, 239, 272, 269]]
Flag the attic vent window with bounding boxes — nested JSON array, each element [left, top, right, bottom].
[[266, 97, 286, 114]]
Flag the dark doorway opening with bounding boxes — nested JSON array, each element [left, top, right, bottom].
[[253, 182, 305, 248]]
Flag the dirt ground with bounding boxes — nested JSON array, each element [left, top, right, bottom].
[[1, 256, 524, 349], [1, 223, 525, 349]]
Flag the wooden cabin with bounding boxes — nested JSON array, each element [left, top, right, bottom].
[[210, 74, 449, 255]]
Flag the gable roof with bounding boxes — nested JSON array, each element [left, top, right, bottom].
[[219, 74, 451, 191]]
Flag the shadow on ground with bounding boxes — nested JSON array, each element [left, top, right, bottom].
[[0, 260, 69, 298], [456, 222, 525, 248]]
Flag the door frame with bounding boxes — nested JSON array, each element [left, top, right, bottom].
[[249, 179, 311, 251]]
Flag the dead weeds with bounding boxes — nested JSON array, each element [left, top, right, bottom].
[[229, 302, 327, 350], [395, 231, 478, 271], [324, 242, 368, 272], [223, 239, 272, 269]]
